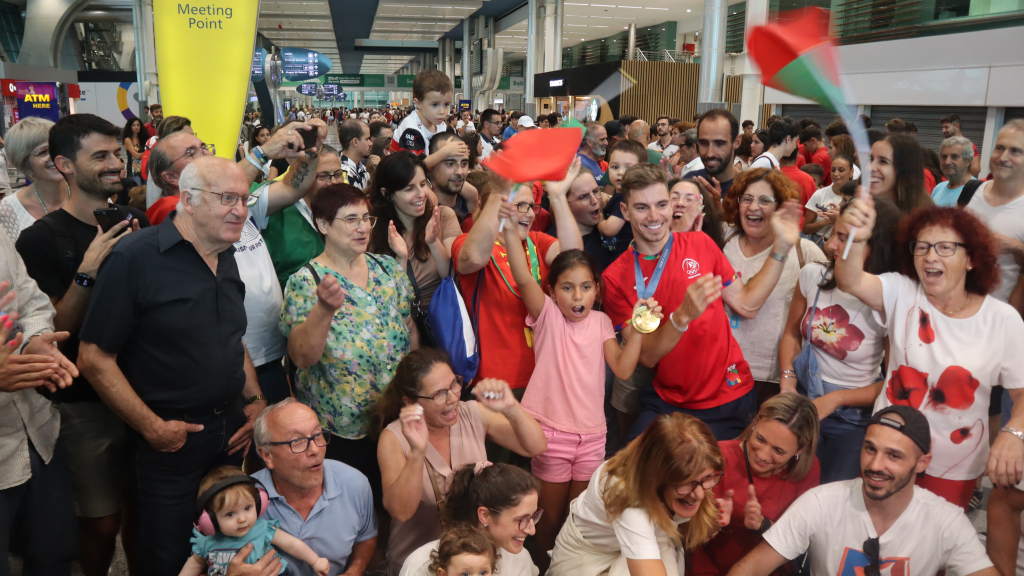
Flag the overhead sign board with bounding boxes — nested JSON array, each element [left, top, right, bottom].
[[322, 84, 339, 95], [297, 83, 318, 95], [251, 47, 266, 82], [324, 74, 362, 86], [280, 47, 333, 81]]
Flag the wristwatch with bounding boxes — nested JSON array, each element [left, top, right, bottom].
[[245, 394, 266, 406], [770, 251, 788, 263], [1001, 427, 1024, 444], [74, 272, 95, 288]]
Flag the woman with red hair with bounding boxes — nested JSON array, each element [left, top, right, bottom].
[[836, 197, 1024, 510]]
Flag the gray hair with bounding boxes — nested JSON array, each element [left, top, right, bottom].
[[682, 128, 698, 148], [584, 122, 603, 145], [8, 117, 55, 176], [253, 397, 299, 450], [941, 136, 974, 161], [150, 132, 193, 196], [319, 143, 339, 159], [1003, 119, 1024, 136], [176, 161, 206, 207]]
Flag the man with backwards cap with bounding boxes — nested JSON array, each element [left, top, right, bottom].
[[727, 406, 998, 576]]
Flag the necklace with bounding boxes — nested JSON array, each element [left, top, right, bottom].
[[32, 186, 48, 215], [944, 293, 972, 316]]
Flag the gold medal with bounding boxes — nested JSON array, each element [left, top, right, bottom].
[[631, 305, 660, 334]]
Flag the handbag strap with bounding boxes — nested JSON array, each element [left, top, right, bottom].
[[804, 271, 826, 340], [304, 263, 321, 285], [424, 458, 447, 529], [406, 258, 424, 312]]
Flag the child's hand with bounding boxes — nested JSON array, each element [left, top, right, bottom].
[[641, 298, 664, 320], [313, 557, 330, 576]]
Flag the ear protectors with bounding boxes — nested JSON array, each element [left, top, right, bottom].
[[195, 475, 270, 536]]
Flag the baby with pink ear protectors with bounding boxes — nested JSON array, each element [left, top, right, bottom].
[[179, 466, 330, 576]]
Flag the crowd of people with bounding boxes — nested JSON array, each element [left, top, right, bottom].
[[1, 63, 1023, 576]]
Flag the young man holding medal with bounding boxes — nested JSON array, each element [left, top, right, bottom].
[[602, 164, 803, 441]]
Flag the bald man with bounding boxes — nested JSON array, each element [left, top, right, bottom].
[[628, 119, 664, 165], [253, 399, 377, 576], [79, 156, 268, 576]]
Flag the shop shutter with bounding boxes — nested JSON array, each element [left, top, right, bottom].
[[1005, 108, 1024, 125], [869, 106, 987, 155], [779, 104, 841, 134]]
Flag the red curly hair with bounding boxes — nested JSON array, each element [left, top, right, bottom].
[[721, 168, 800, 229], [895, 206, 1001, 295]]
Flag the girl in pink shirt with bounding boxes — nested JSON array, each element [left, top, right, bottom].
[[502, 219, 661, 572]]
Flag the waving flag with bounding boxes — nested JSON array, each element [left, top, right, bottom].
[[748, 8, 870, 258], [482, 127, 583, 183]]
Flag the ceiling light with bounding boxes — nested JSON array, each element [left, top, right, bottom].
[[687, 8, 691, 11], [644, 6, 669, 8], [591, 3, 615, 6]]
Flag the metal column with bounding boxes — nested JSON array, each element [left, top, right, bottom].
[[525, 0, 538, 111], [553, 0, 564, 71], [133, 0, 159, 108], [626, 23, 636, 60], [463, 17, 473, 104], [697, 0, 728, 107]]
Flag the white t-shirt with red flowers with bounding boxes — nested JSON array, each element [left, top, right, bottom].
[[798, 263, 885, 389], [872, 272, 1024, 480]]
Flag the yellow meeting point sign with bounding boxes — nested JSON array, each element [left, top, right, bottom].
[[154, 1, 259, 161]]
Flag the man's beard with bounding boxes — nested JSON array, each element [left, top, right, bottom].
[[703, 147, 735, 177], [862, 467, 915, 501], [592, 145, 607, 157], [77, 168, 123, 200], [438, 178, 464, 196]]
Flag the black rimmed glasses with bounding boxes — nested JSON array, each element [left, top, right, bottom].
[[676, 470, 724, 495], [910, 240, 967, 257], [266, 430, 331, 454], [515, 202, 541, 213], [416, 376, 464, 405], [491, 508, 543, 531], [569, 190, 600, 205], [316, 170, 347, 183], [173, 142, 215, 163]]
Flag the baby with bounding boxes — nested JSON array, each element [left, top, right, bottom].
[[427, 527, 499, 576]]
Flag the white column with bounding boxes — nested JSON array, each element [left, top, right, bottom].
[[738, 0, 769, 125], [134, 0, 159, 106], [553, 0, 564, 70], [697, 0, 728, 103], [543, 0, 557, 72], [525, 0, 538, 109], [980, 107, 1004, 180]]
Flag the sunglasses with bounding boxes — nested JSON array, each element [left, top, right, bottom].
[[863, 537, 880, 576]]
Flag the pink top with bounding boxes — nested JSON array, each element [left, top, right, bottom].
[[520, 296, 615, 434], [383, 400, 488, 576]]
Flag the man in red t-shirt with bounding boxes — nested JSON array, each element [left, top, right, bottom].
[[452, 173, 583, 390], [779, 149, 816, 230], [799, 126, 832, 186], [144, 103, 163, 135], [602, 164, 803, 440]]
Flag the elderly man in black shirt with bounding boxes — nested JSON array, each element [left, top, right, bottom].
[[78, 156, 267, 576]]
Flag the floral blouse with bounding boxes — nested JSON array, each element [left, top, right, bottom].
[[281, 255, 413, 439]]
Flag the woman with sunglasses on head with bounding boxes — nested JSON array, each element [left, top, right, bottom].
[[721, 169, 827, 402], [281, 183, 417, 513], [548, 413, 731, 576], [691, 395, 820, 576], [451, 164, 583, 393], [836, 197, 1024, 511], [373, 349, 547, 576]]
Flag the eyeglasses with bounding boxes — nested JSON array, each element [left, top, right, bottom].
[[266, 430, 331, 454], [335, 215, 377, 230], [738, 195, 777, 207], [515, 202, 541, 213], [194, 189, 252, 207], [316, 170, 347, 183], [862, 537, 881, 576], [173, 142, 215, 164], [416, 376, 464, 405], [910, 241, 967, 257], [676, 470, 724, 495], [568, 191, 600, 205], [490, 508, 544, 531]]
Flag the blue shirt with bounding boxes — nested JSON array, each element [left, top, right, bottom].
[[253, 460, 377, 576], [931, 178, 974, 207], [191, 517, 287, 575], [577, 152, 605, 181], [502, 126, 517, 140], [686, 168, 735, 195]]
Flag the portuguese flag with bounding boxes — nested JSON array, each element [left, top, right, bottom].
[[747, 8, 848, 118]]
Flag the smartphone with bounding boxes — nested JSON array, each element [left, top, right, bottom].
[[94, 208, 131, 235], [4, 319, 23, 344], [815, 203, 829, 211], [299, 125, 318, 151]]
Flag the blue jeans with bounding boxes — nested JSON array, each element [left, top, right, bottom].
[[130, 403, 245, 576], [817, 414, 867, 484], [628, 386, 757, 441], [0, 439, 78, 576]]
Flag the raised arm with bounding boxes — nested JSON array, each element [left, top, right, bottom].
[[544, 159, 585, 258], [236, 122, 308, 187], [721, 200, 802, 319], [502, 214, 545, 320], [286, 275, 347, 369], [833, 197, 884, 312], [424, 138, 469, 170], [778, 287, 808, 394], [456, 185, 505, 275], [264, 120, 327, 214], [475, 379, 547, 457], [379, 405, 429, 522], [605, 298, 662, 380], [639, 274, 721, 368]]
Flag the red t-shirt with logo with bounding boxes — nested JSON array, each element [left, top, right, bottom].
[[602, 231, 753, 410], [452, 231, 557, 389], [811, 147, 832, 186]]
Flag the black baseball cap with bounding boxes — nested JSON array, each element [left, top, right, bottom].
[[605, 120, 624, 140], [869, 406, 931, 455]]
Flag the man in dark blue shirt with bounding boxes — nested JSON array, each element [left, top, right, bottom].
[[687, 108, 742, 196]]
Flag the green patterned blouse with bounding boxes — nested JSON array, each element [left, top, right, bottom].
[[281, 255, 414, 439]]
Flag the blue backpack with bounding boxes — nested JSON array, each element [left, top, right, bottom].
[[426, 268, 482, 384]]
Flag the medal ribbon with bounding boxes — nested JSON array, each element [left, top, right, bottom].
[[633, 234, 674, 300], [491, 237, 541, 299]]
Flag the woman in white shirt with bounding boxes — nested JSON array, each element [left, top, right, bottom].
[[802, 154, 855, 247], [400, 463, 541, 576], [721, 168, 826, 399], [548, 413, 729, 576], [2, 117, 66, 241], [779, 197, 901, 483], [837, 196, 1024, 510]]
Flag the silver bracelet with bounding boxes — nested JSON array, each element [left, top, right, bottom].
[[669, 312, 688, 333], [1001, 427, 1024, 444], [770, 250, 788, 262]]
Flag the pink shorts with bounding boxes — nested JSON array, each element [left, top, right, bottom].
[[531, 422, 606, 483]]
